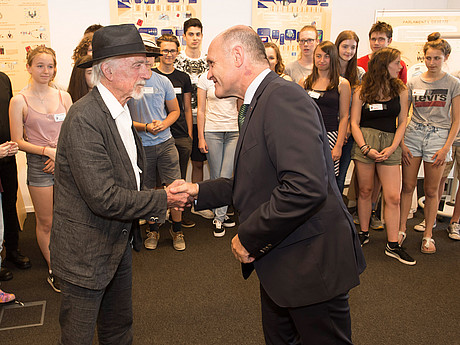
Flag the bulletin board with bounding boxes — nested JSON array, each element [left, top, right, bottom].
[[375, 10, 460, 78], [0, 0, 51, 94], [252, 0, 332, 65], [109, 0, 201, 47]]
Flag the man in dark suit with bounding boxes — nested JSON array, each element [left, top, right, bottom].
[[50, 25, 189, 345], [173, 26, 366, 344]]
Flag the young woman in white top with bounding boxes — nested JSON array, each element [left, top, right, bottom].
[[197, 74, 240, 237], [399, 33, 460, 254]]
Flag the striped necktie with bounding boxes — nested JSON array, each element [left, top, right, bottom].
[[238, 104, 249, 130]]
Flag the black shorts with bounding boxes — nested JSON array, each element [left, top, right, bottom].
[[191, 124, 207, 162]]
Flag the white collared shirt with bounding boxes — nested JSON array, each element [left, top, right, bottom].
[[97, 83, 141, 191], [243, 69, 271, 105]]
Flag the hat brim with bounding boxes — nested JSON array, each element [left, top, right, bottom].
[[77, 50, 162, 68]]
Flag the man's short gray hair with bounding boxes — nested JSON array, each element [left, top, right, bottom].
[[91, 57, 120, 86], [221, 26, 268, 65]]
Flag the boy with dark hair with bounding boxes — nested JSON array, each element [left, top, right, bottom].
[[154, 34, 195, 228], [358, 21, 407, 83], [175, 18, 214, 219]]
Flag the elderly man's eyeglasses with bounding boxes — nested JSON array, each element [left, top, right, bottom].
[[298, 39, 315, 45], [161, 49, 178, 55]]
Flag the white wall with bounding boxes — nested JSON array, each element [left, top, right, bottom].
[[19, 0, 456, 211]]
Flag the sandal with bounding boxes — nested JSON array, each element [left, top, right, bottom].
[[421, 237, 436, 254], [0, 289, 16, 304], [398, 231, 407, 246]]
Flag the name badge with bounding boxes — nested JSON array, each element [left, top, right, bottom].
[[54, 113, 66, 122], [369, 104, 383, 111], [308, 90, 321, 99], [143, 86, 154, 94], [174, 87, 182, 95], [413, 89, 425, 96]]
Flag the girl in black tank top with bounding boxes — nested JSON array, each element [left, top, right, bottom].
[[350, 47, 415, 265], [302, 41, 351, 178]]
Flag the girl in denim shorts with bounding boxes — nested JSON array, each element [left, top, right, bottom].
[[350, 47, 415, 265], [399, 33, 460, 254], [9, 46, 73, 291]]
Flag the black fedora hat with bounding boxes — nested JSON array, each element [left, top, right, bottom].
[[78, 24, 161, 68]]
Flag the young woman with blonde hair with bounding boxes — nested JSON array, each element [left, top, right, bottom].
[[9, 46, 72, 291]]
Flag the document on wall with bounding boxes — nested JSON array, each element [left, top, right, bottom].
[[252, 0, 332, 65], [0, 0, 51, 94], [109, 0, 201, 47], [376, 10, 460, 78]]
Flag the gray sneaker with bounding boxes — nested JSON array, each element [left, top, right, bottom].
[[169, 229, 186, 251], [145, 231, 160, 250], [447, 222, 460, 240], [370, 211, 384, 230], [191, 206, 214, 219]]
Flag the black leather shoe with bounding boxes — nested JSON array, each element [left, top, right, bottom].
[[0, 267, 13, 281], [6, 250, 32, 269]]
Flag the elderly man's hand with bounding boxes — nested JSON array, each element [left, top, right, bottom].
[[170, 182, 199, 202], [165, 180, 190, 210]]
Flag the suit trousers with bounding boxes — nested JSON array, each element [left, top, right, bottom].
[[260, 284, 353, 345], [58, 243, 133, 345], [0, 158, 20, 252]]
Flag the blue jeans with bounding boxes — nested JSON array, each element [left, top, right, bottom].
[[404, 121, 452, 163], [205, 131, 239, 221]]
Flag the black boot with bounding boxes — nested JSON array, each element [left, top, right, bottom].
[[6, 249, 31, 269]]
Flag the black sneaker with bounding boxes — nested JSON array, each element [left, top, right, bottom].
[[222, 215, 236, 228], [385, 244, 416, 265], [226, 205, 235, 216], [358, 231, 369, 247], [47, 273, 61, 293]]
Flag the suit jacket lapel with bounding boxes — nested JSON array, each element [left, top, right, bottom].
[[93, 87, 138, 190], [234, 71, 279, 169]]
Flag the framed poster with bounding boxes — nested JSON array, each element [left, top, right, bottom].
[[0, 0, 51, 93], [252, 0, 332, 64], [376, 10, 460, 78], [110, 0, 201, 46]]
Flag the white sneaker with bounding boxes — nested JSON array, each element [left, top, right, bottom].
[[191, 206, 214, 219], [447, 222, 460, 240], [213, 219, 225, 237], [145, 231, 160, 250], [414, 219, 437, 232]]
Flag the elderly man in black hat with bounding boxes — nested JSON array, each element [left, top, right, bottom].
[[50, 24, 189, 345]]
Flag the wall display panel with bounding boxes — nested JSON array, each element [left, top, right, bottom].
[[376, 10, 460, 78], [0, 0, 50, 94], [252, 0, 332, 64], [110, 0, 201, 46]]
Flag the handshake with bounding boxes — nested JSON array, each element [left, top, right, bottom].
[[165, 180, 199, 211]]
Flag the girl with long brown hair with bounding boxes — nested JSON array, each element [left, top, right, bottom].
[[350, 47, 414, 264], [301, 40, 351, 178]]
